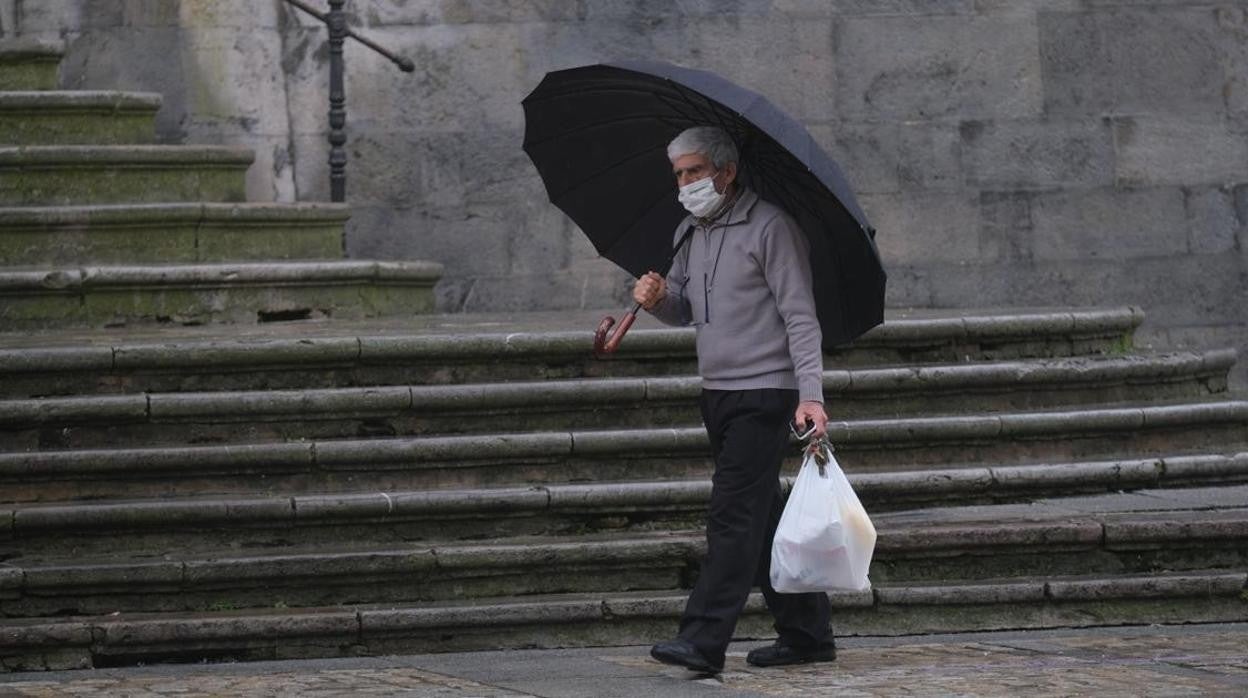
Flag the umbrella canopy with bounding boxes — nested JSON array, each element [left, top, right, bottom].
[[521, 60, 886, 347]]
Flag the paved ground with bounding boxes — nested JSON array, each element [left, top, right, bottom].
[[2, 623, 1246, 697]]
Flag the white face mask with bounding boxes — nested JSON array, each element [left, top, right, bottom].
[[677, 174, 726, 218]]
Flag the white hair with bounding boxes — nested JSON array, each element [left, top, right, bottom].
[[667, 126, 739, 168]]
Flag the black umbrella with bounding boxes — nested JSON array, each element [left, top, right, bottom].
[[521, 60, 886, 354]]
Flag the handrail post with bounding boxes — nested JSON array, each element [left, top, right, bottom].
[[327, 0, 347, 202]]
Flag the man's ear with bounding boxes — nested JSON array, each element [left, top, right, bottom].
[[722, 161, 738, 186]]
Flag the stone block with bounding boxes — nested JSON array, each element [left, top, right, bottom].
[[99, 610, 359, 646], [571, 427, 704, 455], [999, 407, 1142, 436], [1161, 453, 1248, 484], [0, 145, 252, 206], [59, 27, 190, 140], [961, 118, 1113, 189], [1184, 187, 1240, 255], [1039, 9, 1224, 116], [1029, 187, 1188, 261], [807, 123, 900, 196], [974, 0, 1080, 14], [0, 346, 113, 373], [1114, 116, 1248, 187], [0, 394, 148, 426], [114, 336, 360, 370], [1141, 401, 1248, 428], [149, 386, 411, 420], [1215, 7, 1248, 118], [547, 480, 709, 511], [356, 0, 588, 26], [835, 14, 1042, 121], [24, 560, 183, 590], [179, 0, 281, 29], [313, 432, 571, 467], [1046, 572, 1245, 601], [876, 582, 1045, 606], [655, 15, 835, 123], [343, 204, 511, 278], [390, 486, 551, 515], [861, 191, 983, 265], [810, 121, 962, 196], [360, 598, 601, 632]]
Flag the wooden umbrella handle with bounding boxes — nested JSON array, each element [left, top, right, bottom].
[[593, 308, 638, 356]]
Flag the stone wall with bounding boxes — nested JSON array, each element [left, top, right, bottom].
[[12, 0, 1248, 385]]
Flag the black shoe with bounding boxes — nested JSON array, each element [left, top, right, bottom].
[[650, 639, 722, 674], [746, 639, 836, 667]]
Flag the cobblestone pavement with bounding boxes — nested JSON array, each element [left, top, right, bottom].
[[2, 623, 1247, 697]]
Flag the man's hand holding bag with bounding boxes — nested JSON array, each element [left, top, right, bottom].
[[770, 441, 877, 593]]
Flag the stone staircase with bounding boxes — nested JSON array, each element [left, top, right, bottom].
[[2, 308, 1247, 670], [0, 38, 440, 330], [2, 40, 1247, 672]]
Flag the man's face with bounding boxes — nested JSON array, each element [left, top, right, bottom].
[[672, 152, 717, 189], [672, 152, 737, 195]]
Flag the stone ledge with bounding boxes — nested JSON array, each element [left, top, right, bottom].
[[0, 351, 1229, 428], [4, 470, 1247, 543], [0, 261, 443, 292], [0, 202, 351, 227], [0, 307, 1147, 376], [0, 91, 163, 112], [0, 145, 255, 167], [1, 570, 1243, 670], [0, 38, 65, 59], [2, 403, 1245, 498]]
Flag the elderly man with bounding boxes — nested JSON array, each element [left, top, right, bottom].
[[636, 126, 835, 674]]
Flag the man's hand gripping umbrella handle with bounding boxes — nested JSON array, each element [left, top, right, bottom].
[[592, 225, 696, 358]]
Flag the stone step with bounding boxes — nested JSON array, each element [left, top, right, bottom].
[[0, 203, 348, 266], [0, 91, 161, 145], [0, 260, 443, 330], [0, 38, 62, 91], [3, 401, 1243, 501], [3, 570, 1244, 671], [0, 146, 252, 205], [2, 498, 1245, 619], [0, 351, 1232, 451], [2, 452, 1244, 551], [0, 307, 1145, 397]]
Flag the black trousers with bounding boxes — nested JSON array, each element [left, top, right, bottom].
[[677, 388, 832, 666]]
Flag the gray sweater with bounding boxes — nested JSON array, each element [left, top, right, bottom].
[[648, 189, 825, 403]]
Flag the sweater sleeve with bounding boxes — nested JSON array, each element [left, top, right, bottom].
[[760, 213, 824, 403], [645, 230, 693, 327]]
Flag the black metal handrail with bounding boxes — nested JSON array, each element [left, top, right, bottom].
[[281, 0, 414, 202]]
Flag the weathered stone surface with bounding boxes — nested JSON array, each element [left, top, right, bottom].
[[0, 90, 160, 145], [1028, 187, 1188, 261], [835, 14, 1042, 121], [1185, 187, 1241, 255], [1114, 116, 1248, 187], [0, 145, 253, 205], [0, 261, 441, 329], [0, 37, 61, 90], [861, 191, 982, 265], [0, 394, 147, 425], [1046, 573, 1248, 601], [876, 582, 1045, 606], [961, 118, 1114, 189], [24, 560, 184, 590], [1039, 9, 1225, 116]]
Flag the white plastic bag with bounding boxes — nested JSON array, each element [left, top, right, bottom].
[[770, 446, 876, 593]]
